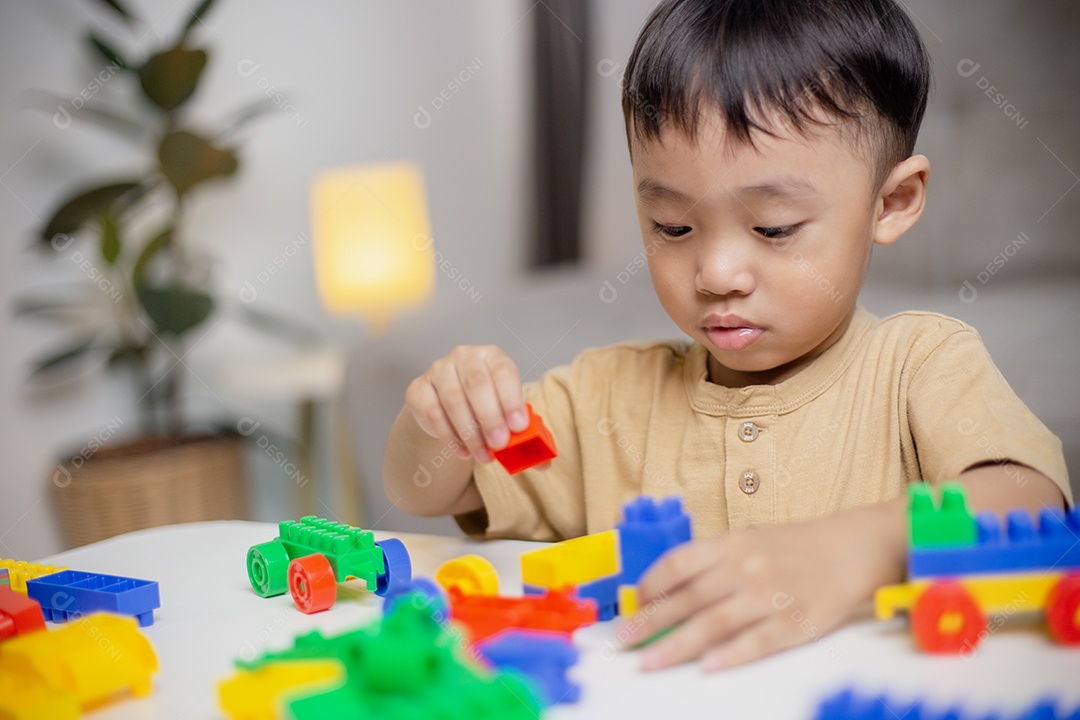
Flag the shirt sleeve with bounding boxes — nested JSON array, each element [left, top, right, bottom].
[[906, 324, 1071, 505], [453, 361, 587, 541]]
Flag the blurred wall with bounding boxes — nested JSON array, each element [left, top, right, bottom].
[[1, 1, 1076, 557]]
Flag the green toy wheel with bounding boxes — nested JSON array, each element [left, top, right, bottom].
[[247, 541, 290, 597]]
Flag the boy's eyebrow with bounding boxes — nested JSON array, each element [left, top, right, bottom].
[[636, 175, 821, 204], [636, 177, 692, 203]]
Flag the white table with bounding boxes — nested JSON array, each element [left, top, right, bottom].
[[37, 521, 1080, 719]]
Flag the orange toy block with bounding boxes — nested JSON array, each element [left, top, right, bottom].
[[490, 404, 557, 475]]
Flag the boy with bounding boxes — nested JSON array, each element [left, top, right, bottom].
[[384, 0, 1070, 671]]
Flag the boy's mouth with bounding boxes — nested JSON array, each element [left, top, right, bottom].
[[703, 315, 764, 351]]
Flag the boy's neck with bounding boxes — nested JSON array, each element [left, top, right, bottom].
[[706, 305, 858, 388]]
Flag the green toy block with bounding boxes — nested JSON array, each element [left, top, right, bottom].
[[908, 482, 977, 549]]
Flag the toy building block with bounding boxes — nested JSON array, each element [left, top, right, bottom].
[[814, 688, 1080, 720], [909, 482, 977, 549], [521, 529, 620, 589], [477, 629, 581, 705], [0, 612, 158, 718], [219, 659, 345, 720], [434, 555, 499, 596], [382, 577, 450, 623], [230, 600, 543, 720], [524, 573, 621, 621], [449, 586, 597, 642], [0, 568, 8, 587], [617, 496, 693, 585], [26, 570, 160, 627], [618, 585, 640, 617], [0, 586, 46, 641], [0, 559, 67, 595], [490, 403, 557, 474], [908, 505, 1080, 578], [246, 516, 411, 614]]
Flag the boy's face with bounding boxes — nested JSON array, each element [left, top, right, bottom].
[[631, 111, 886, 387]]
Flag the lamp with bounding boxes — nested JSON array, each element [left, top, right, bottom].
[[310, 162, 436, 331]]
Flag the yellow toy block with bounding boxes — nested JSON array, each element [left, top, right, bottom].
[[0, 666, 79, 720], [434, 555, 499, 596], [618, 585, 639, 617], [0, 559, 67, 595], [218, 660, 345, 720], [876, 572, 1063, 620], [0, 612, 158, 712], [521, 530, 620, 589]]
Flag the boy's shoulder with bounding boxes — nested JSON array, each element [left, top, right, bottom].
[[561, 339, 695, 382], [868, 308, 981, 346]]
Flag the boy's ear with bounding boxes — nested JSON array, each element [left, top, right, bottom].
[[873, 154, 930, 246]]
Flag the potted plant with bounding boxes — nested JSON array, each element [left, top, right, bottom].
[[19, 0, 307, 547]]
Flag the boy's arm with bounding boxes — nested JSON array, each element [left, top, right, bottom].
[[956, 462, 1065, 514], [383, 407, 484, 517]]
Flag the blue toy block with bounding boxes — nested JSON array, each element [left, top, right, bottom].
[[524, 572, 620, 621], [26, 570, 160, 627], [908, 507, 1080, 578], [616, 496, 692, 585], [476, 629, 580, 705], [0, 568, 7, 587], [382, 577, 449, 623], [815, 689, 1079, 720]]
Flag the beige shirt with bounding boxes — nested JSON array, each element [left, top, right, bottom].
[[458, 307, 1071, 541]]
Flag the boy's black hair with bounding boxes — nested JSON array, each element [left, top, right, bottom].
[[622, 0, 931, 187]]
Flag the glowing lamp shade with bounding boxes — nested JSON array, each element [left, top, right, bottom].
[[310, 163, 435, 329]]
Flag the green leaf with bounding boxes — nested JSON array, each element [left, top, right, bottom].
[[22, 89, 147, 139], [87, 31, 129, 70], [40, 181, 141, 243], [236, 305, 321, 347], [14, 295, 83, 317], [88, 0, 138, 25], [158, 130, 238, 196], [132, 228, 172, 290], [182, 0, 218, 38], [31, 337, 96, 375], [101, 213, 121, 264], [106, 343, 147, 368], [138, 284, 214, 336], [138, 45, 207, 111]]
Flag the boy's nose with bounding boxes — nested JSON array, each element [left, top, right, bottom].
[[695, 244, 756, 298]]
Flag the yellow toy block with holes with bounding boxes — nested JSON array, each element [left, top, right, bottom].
[[0, 666, 79, 720], [0, 612, 158, 711], [218, 659, 345, 720], [876, 571, 1062, 620], [618, 585, 639, 617], [0, 559, 67, 595], [434, 555, 499, 595], [521, 530, 620, 589]]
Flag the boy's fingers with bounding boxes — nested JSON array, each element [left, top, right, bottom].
[[486, 353, 526, 432], [410, 376, 461, 446], [624, 565, 738, 648], [456, 356, 511, 452], [637, 541, 721, 608], [428, 363, 489, 461], [639, 593, 761, 671], [700, 615, 802, 672]]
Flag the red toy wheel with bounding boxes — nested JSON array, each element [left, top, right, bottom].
[[289, 554, 337, 614], [1046, 573, 1080, 644], [911, 581, 986, 654]]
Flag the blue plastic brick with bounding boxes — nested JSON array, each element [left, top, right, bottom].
[[26, 570, 160, 627], [524, 572, 620, 621], [476, 629, 580, 705], [815, 689, 1080, 720], [616, 496, 692, 585], [908, 507, 1080, 578], [381, 577, 449, 623]]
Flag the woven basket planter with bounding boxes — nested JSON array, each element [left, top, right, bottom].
[[49, 432, 248, 548]]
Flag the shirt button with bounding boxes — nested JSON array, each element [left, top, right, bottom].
[[739, 470, 759, 494], [738, 422, 759, 442]]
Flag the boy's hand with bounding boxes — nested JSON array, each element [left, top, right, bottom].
[[625, 500, 905, 671], [405, 345, 531, 465]]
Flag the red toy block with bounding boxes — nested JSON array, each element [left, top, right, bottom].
[[448, 587, 596, 642], [491, 403, 557, 474], [0, 586, 46, 641]]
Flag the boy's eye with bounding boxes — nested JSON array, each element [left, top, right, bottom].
[[653, 223, 692, 238], [754, 225, 799, 239]]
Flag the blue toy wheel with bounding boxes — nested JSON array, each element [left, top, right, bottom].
[[382, 577, 450, 623], [374, 538, 412, 597]]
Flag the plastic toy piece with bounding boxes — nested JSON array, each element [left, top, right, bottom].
[[0, 612, 158, 719], [246, 517, 412, 613], [909, 482, 977, 549], [521, 529, 620, 589], [525, 572, 621, 621], [617, 496, 693, 585], [908, 506, 1080, 578], [382, 577, 450, 623], [490, 403, 557, 474], [230, 601, 543, 720], [814, 688, 1080, 720], [435, 555, 499, 596], [26, 570, 160, 627], [1046, 573, 1080, 644], [0, 559, 67, 595], [218, 659, 345, 720], [477, 629, 580, 705], [0, 586, 46, 641], [0, 568, 8, 587], [618, 585, 640, 617], [449, 586, 597, 642]]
